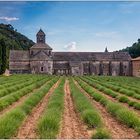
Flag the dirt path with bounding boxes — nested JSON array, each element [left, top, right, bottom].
[[0, 80, 50, 117], [15, 79, 60, 139], [74, 80, 139, 139], [58, 80, 89, 139]]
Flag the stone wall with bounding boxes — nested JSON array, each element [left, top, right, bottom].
[[102, 61, 110, 75], [9, 61, 30, 74], [53, 61, 70, 75], [122, 61, 130, 76], [110, 61, 120, 76], [132, 60, 140, 77], [71, 60, 131, 76], [30, 60, 53, 74]]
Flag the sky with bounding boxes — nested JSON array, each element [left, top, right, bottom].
[[0, 1, 140, 52]]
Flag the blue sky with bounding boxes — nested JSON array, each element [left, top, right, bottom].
[[0, 1, 140, 52]]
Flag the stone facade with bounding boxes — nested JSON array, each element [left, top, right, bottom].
[[132, 57, 140, 77], [9, 29, 132, 76]]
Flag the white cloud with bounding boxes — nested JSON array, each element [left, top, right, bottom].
[[64, 42, 77, 51], [0, 16, 19, 22]]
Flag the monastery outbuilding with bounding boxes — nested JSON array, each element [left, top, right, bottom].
[[9, 29, 132, 76]]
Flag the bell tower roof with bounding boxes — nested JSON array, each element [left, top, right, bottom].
[[36, 29, 45, 36], [31, 28, 52, 50], [36, 29, 46, 43]]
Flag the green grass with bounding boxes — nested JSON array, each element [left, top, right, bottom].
[[0, 79, 38, 98], [37, 77, 65, 139], [133, 102, 140, 110], [0, 78, 50, 111], [84, 76, 140, 101], [106, 102, 122, 116], [76, 76, 140, 134], [0, 77, 58, 138], [118, 96, 129, 103], [1, 75, 140, 138], [80, 76, 140, 112], [116, 108, 140, 128], [128, 101, 136, 106], [70, 78, 103, 128], [92, 128, 111, 139], [82, 109, 102, 128]]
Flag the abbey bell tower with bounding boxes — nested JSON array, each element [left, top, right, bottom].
[[36, 29, 45, 43]]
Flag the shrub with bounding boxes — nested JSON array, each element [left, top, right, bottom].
[[92, 93, 103, 102], [0, 77, 58, 138], [118, 96, 129, 103], [76, 77, 140, 135], [82, 109, 102, 128], [0, 108, 25, 138], [116, 109, 140, 128], [104, 89, 118, 98], [37, 78, 65, 139], [38, 111, 60, 138], [92, 128, 111, 139], [128, 101, 136, 107], [70, 78, 102, 129], [133, 94, 140, 100], [133, 102, 140, 110], [0, 78, 49, 111], [106, 102, 122, 116], [99, 97, 108, 106], [119, 89, 134, 96]]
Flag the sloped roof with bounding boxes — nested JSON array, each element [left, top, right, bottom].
[[36, 29, 45, 36], [10, 50, 131, 61], [10, 50, 29, 61], [30, 43, 52, 50], [52, 52, 131, 61], [30, 50, 52, 60], [132, 56, 140, 61]]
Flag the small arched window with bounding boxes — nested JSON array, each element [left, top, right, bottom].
[[41, 67, 44, 72]]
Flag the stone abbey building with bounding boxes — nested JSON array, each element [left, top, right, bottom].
[[9, 29, 132, 76]]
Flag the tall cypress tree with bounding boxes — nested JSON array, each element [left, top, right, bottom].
[[0, 44, 2, 73], [0, 39, 6, 74]]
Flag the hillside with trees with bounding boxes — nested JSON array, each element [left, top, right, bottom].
[[120, 39, 140, 58], [0, 23, 34, 74]]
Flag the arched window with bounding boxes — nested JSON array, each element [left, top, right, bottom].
[[41, 67, 44, 72]]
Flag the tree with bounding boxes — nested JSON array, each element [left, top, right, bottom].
[[120, 39, 140, 58], [138, 39, 140, 44], [0, 38, 7, 74], [0, 45, 2, 73]]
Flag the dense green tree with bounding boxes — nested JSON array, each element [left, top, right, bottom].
[[0, 23, 35, 72], [0, 39, 6, 74], [120, 39, 140, 58], [0, 45, 2, 72]]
